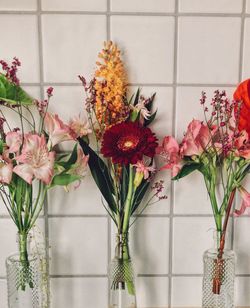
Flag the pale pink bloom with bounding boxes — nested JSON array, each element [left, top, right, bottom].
[[180, 119, 214, 156], [0, 155, 13, 184], [44, 113, 74, 147], [134, 160, 156, 180], [156, 136, 182, 177], [234, 130, 250, 159], [68, 148, 89, 189], [6, 131, 22, 153], [69, 114, 92, 139], [235, 186, 250, 216], [14, 134, 55, 185]]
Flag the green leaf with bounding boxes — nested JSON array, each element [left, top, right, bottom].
[[172, 163, 202, 181], [144, 109, 157, 126], [56, 144, 78, 170], [131, 180, 150, 214], [77, 137, 117, 213], [50, 174, 81, 187], [121, 165, 129, 209], [133, 88, 141, 106], [0, 74, 34, 105], [0, 140, 3, 154]]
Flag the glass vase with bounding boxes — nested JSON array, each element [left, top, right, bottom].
[[6, 233, 44, 308], [109, 233, 137, 308], [202, 232, 235, 308]]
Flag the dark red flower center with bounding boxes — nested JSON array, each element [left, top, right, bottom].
[[117, 135, 139, 152]]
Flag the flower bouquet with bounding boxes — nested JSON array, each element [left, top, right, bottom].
[[77, 41, 166, 308], [0, 58, 88, 307], [157, 81, 250, 307]]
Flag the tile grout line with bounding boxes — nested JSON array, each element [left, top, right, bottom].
[[0, 10, 249, 17], [36, 0, 51, 306], [20, 82, 239, 87], [168, 1, 179, 307]]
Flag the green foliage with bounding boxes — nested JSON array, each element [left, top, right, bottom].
[[50, 173, 81, 187], [78, 137, 117, 213], [172, 162, 202, 181], [0, 74, 34, 105]]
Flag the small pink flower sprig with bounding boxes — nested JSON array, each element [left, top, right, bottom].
[[0, 58, 91, 287]]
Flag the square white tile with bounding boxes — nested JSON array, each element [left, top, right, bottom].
[[0, 0, 37, 10], [173, 217, 215, 274], [51, 277, 108, 308], [179, 0, 243, 13], [111, 218, 169, 275], [111, 0, 175, 13], [49, 217, 108, 275], [236, 277, 250, 307], [111, 16, 175, 84], [172, 276, 202, 307], [174, 172, 212, 214], [42, 0, 106, 11], [48, 174, 106, 215], [0, 219, 19, 276], [136, 276, 169, 307], [42, 15, 106, 83], [234, 217, 250, 274], [242, 18, 250, 80], [0, 15, 40, 83], [177, 17, 241, 84], [0, 279, 8, 308], [246, 0, 250, 13]]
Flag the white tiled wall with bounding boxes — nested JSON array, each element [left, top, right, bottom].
[[0, 1, 250, 307]]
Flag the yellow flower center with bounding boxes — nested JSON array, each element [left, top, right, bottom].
[[117, 136, 139, 152]]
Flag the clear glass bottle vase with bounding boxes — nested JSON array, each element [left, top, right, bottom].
[[6, 233, 43, 308], [202, 231, 235, 308], [109, 233, 137, 308]]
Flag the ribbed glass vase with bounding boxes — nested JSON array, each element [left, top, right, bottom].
[[6, 233, 45, 308], [202, 232, 235, 308], [109, 233, 137, 308]]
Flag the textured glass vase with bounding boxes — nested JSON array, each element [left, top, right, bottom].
[[202, 232, 235, 308], [6, 233, 44, 308], [109, 233, 137, 308]]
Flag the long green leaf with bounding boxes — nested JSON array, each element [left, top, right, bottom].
[[77, 138, 117, 213], [131, 180, 150, 214], [50, 174, 81, 187], [0, 74, 34, 105], [172, 163, 202, 181]]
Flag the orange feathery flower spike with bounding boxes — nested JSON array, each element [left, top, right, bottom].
[[94, 41, 129, 132]]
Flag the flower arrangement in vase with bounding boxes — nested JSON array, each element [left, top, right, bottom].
[[0, 58, 89, 308], [77, 41, 167, 308], [157, 80, 250, 308]]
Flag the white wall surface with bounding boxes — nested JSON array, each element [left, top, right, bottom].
[[0, 0, 250, 307]]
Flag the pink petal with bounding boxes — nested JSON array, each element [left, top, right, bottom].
[[13, 164, 34, 184]]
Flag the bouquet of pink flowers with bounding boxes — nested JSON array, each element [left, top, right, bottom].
[[157, 80, 250, 294], [0, 58, 88, 290]]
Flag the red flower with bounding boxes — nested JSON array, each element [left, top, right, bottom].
[[101, 122, 158, 165], [234, 79, 250, 135]]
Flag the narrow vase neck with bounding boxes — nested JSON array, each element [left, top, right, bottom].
[[115, 233, 130, 260]]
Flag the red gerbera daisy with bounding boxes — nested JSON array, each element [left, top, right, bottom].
[[101, 122, 158, 165]]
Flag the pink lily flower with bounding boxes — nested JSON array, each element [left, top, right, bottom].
[[68, 148, 89, 189], [156, 136, 182, 177], [180, 119, 215, 156], [235, 186, 250, 216], [134, 160, 156, 180], [69, 114, 92, 139], [234, 130, 250, 159], [14, 134, 55, 185], [44, 113, 74, 148], [6, 131, 22, 153], [0, 155, 13, 184]]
